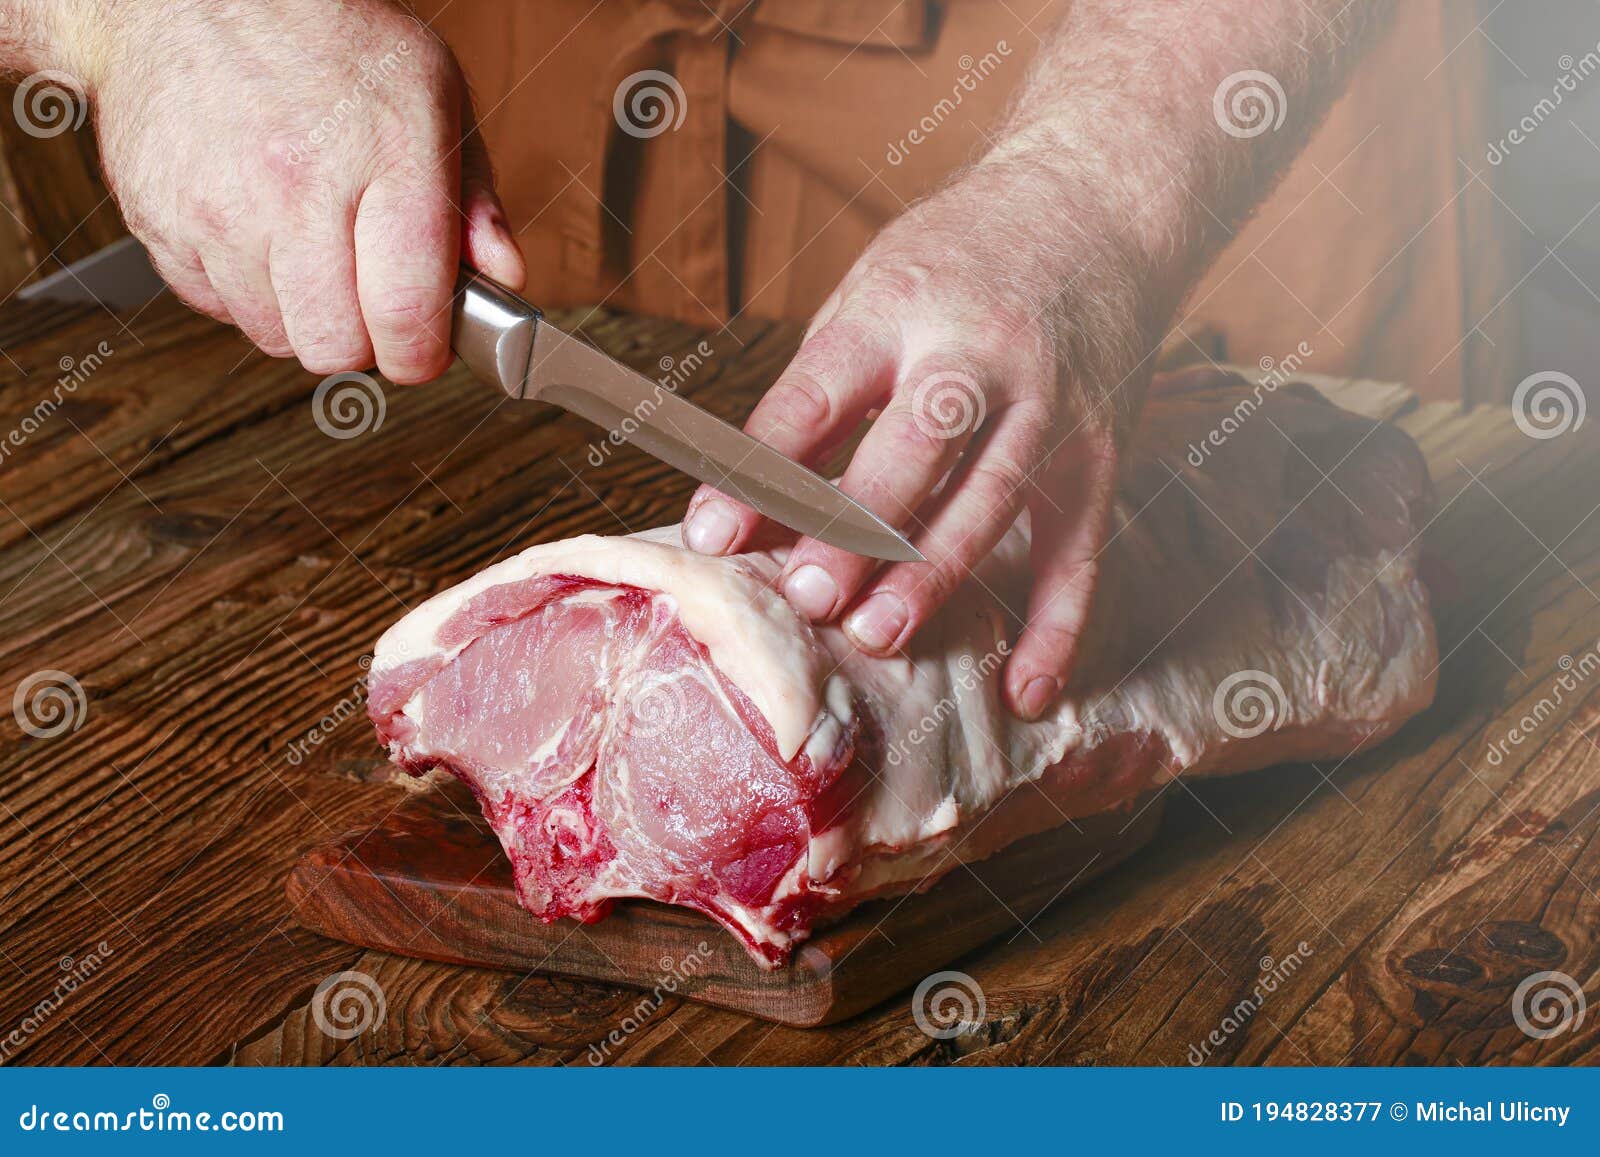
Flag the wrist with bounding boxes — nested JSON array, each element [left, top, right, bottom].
[[977, 127, 1192, 305]]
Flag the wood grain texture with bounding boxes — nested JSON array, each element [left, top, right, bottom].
[[0, 294, 1594, 1066], [285, 782, 1164, 1027]]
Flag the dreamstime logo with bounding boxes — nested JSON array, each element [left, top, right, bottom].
[[1486, 638, 1600, 766], [613, 70, 686, 139], [0, 940, 114, 1063], [13, 70, 88, 138], [285, 654, 379, 766], [13, 670, 87, 739], [911, 970, 986, 1040], [886, 41, 1014, 165], [1511, 371, 1584, 440], [1511, 970, 1586, 1040], [587, 943, 713, 1065], [1212, 70, 1287, 139], [310, 970, 386, 1040], [1188, 942, 1313, 1065], [16, 1092, 283, 1133], [0, 339, 115, 471], [910, 370, 986, 440], [885, 640, 1009, 767], [1184, 340, 1313, 467], [312, 371, 386, 440], [1488, 44, 1600, 165], [285, 40, 413, 165], [586, 339, 714, 467], [1212, 669, 1288, 739], [623, 677, 691, 742]]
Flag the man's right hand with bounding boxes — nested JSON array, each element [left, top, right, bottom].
[[56, 0, 525, 382]]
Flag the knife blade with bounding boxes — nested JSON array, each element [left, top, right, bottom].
[[451, 271, 924, 563]]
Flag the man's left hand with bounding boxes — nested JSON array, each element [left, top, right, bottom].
[[682, 158, 1151, 721]]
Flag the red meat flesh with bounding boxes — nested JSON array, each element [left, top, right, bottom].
[[372, 581, 852, 962]]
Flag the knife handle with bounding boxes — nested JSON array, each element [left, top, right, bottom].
[[452, 270, 541, 399]]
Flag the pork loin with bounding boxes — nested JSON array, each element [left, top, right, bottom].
[[367, 368, 1437, 965]]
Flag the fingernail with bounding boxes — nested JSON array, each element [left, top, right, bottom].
[[1017, 675, 1060, 721], [782, 565, 839, 621], [845, 593, 908, 652], [686, 501, 737, 555]]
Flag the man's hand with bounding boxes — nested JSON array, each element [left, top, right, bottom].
[[57, 0, 524, 382], [684, 0, 1394, 719], [684, 158, 1141, 721]]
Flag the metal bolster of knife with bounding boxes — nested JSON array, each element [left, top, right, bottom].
[[452, 272, 541, 399]]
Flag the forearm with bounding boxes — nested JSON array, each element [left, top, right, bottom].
[[975, 0, 1395, 421]]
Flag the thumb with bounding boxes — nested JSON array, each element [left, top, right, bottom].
[[459, 93, 525, 290]]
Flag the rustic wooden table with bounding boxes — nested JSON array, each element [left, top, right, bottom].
[[2, 295, 1596, 1066]]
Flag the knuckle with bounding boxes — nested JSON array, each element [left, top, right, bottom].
[[247, 331, 295, 359], [176, 190, 235, 245], [293, 328, 372, 374], [966, 324, 1020, 366], [881, 529, 974, 616], [797, 310, 882, 368], [366, 285, 447, 340], [1009, 396, 1057, 431], [378, 346, 451, 384], [759, 373, 834, 437], [1023, 615, 1087, 662], [259, 133, 324, 193], [963, 458, 1033, 507], [801, 292, 842, 342], [872, 405, 954, 462], [178, 293, 230, 324], [907, 554, 971, 613], [119, 202, 162, 243], [376, 335, 451, 382], [856, 261, 929, 306], [301, 352, 369, 375], [368, 191, 456, 250], [400, 32, 457, 81], [914, 516, 1016, 608], [975, 300, 1039, 349], [900, 363, 989, 441], [225, 300, 288, 348]]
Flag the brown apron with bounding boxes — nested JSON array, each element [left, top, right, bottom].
[[415, 0, 1517, 402]]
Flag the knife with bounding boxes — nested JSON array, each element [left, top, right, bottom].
[[450, 270, 924, 563]]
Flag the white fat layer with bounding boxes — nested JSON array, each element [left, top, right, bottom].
[[374, 527, 842, 761]]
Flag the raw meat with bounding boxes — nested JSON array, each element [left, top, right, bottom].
[[367, 368, 1437, 966]]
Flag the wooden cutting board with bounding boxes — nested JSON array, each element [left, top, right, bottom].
[[287, 781, 1164, 1027]]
